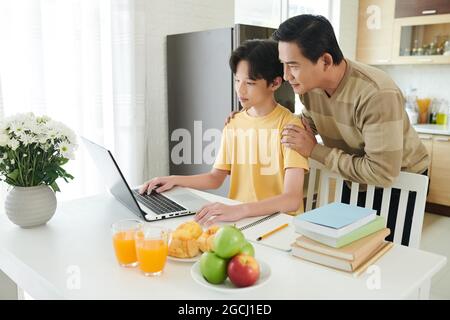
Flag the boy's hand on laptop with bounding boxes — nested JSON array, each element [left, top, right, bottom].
[[195, 202, 245, 227], [139, 176, 176, 194]]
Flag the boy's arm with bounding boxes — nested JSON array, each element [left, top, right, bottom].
[[139, 168, 229, 194], [175, 168, 229, 190], [239, 167, 305, 217], [195, 168, 305, 225]]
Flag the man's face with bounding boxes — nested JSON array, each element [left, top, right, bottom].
[[234, 60, 274, 109], [278, 41, 322, 95]]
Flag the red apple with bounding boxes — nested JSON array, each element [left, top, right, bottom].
[[227, 254, 260, 287]]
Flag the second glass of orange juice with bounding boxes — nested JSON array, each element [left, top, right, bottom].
[[135, 225, 171, 276], [111, 219, 143, 267]]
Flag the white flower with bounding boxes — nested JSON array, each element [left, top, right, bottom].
[[5, 165, 9, 170], [58, 142, 75, 159], [20, 134, 36, 146], [8, 139, 19, 151], [0, 133, 9, 147], [10, 159, 15, 165]]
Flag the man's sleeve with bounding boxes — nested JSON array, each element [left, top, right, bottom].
[[213, 127, 232, 171], [283, 117, 309, 171], [310, 90, 404, 187]]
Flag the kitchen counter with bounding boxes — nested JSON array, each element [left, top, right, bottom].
[[413, 124, 450, 136]]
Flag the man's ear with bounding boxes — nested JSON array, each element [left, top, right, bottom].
[[270, 76, 283, 91], [321, 53, 334, 71]]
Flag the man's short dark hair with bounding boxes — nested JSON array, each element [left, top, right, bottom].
[[229, 39, 283, 85], [272, 14, 344, 65]]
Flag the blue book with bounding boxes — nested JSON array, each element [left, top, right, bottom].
[[294, 202, 377, 238]]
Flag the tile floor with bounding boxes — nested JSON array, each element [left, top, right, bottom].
[[421, 212, 450, 300]]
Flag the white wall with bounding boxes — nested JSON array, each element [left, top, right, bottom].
[[334, 0, 359, 60], [377, 64, 450, 103], [143, 0, 234, 179]]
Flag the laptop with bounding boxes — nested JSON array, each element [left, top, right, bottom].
[[82, 137, 211, 221]]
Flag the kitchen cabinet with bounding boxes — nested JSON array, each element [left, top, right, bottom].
[[392, 13, 450, 64], [356, 0, 396, 65], [418, 134, 433, 175], [395, 0, 450, 18], [428, 135, 450, 206]]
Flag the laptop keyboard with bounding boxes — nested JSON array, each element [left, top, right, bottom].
[[133, 190, 188, 215]]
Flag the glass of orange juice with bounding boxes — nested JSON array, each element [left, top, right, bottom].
[[135, 225, 171, 276], [111, 219, 143, 267]]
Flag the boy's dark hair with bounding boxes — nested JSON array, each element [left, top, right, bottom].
[[272, 14, 344, 65], [229, 39, 283, 85]]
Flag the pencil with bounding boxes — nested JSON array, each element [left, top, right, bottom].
[[256, 223, 289, 241]]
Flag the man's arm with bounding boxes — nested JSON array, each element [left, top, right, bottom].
[[310, 90, 404, 187]]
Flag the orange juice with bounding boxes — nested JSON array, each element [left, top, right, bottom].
[[136, 239, 168, 275], [113, 230, 138, 267], [417, 98, 431, 124]]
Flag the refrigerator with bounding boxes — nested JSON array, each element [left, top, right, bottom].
[[167, 24, 295, 197]]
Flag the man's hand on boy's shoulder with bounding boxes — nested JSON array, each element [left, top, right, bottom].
[[281, 117, 317, 157], [224, 110, 240, 126]]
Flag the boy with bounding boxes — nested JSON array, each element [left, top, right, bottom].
[[140, 39, 308, 226]]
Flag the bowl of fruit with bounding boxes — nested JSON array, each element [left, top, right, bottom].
[[190, 225, 271, 293]]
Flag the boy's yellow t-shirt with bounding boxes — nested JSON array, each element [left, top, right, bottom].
[[213, 104, 309, 214]]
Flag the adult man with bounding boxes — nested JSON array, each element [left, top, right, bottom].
[[273, 15, 429, 246]]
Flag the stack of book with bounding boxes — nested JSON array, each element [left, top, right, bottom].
[[291, 202, 392, 274]]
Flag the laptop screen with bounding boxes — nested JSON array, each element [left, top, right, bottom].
[[82, 137, 143, 218]]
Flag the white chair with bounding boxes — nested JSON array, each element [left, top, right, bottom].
[[305, 159, 429, 248]]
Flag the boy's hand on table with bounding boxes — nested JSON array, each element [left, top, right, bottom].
[[194, 202, 246, 227]]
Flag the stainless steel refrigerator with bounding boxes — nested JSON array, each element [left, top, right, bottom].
[[167, 24, 295, 197]]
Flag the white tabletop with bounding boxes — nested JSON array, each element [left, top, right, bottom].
[[0, 189, 447, 300]]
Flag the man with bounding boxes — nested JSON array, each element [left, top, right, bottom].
[[273, 14, 429, 246]]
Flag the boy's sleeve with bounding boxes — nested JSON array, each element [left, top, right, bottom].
[[213, 127, 232, 171], [283, 117, 309, 171]]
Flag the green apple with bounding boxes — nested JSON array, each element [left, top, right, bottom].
[[213, 225, 246, 259], [240, 241, 255, 257], [200, 252, 228, 284]]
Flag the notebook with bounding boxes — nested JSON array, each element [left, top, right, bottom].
[[236, 213, 295, 252], [294, 202, 377, 238], [295, 216, 386, 248]]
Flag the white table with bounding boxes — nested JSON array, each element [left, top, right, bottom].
[[0, 189, 447, 300]]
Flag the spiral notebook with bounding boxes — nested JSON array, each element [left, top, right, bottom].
[[236, 213, 295, 252]]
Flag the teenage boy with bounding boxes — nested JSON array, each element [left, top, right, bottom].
[[140, 39, 308, 226]]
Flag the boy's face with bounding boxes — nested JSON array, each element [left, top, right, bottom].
[[234, 60, 275, 109], [278, 41, 323, 95]]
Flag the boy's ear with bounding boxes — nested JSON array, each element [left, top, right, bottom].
[[270, 76, 283, 91]]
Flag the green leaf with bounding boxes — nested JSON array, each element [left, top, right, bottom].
[[6, 169, 19, 182], [50, 181, 60, 192]]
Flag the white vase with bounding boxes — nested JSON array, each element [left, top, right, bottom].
[[4, 185, 57, 228]]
